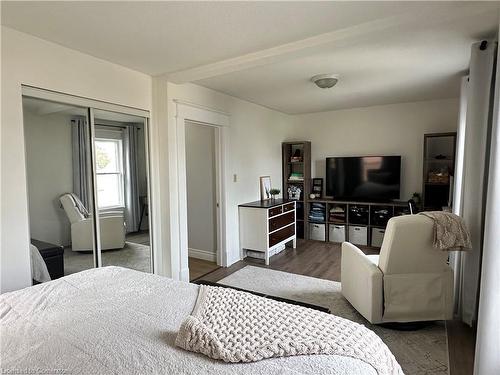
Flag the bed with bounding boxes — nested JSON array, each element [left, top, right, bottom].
[[0, 266, 377, 374]]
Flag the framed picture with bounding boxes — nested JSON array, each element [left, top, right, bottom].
[[260, 176, 272, 201], [312, 178, 323, 199]]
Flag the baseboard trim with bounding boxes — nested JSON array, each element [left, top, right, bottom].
[[188, 248, 217, 262]]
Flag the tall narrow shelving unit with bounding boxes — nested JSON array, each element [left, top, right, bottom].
[[282, 141, 311, 239]]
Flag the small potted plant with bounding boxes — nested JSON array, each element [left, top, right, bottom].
[[269, 188, 281, 200]]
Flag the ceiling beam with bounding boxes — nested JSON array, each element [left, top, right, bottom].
[[162, 3, 499, 84]]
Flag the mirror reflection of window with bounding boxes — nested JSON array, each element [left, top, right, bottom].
[[95, 139, 124, 209], [362, 157, 383, 182]]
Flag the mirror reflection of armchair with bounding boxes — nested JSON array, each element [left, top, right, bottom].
[[59, 193, 125, 251]]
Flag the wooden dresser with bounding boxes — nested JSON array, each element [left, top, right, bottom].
[[239, 199, 296, 265]]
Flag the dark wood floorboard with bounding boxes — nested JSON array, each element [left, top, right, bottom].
[[189, 257, 220, 281], [446, 319, 476, 375], [199, 238, 476, 375], [199, 239, 378, 283]]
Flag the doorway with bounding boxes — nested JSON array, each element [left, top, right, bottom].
[[185, 121, 220, 280]]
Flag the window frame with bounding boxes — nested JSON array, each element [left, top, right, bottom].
[[94, 137, 125, 209]]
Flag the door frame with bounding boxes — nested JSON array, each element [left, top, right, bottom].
[[174, 100, 229, 282]]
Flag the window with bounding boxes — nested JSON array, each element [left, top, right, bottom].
[[95, 139, 124, 208]]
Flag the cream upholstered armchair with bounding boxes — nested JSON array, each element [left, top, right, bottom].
[[60, 193, 125, 251], [341, 214, 454, 324]]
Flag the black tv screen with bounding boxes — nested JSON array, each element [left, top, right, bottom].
[[326, 156, 401, 201]]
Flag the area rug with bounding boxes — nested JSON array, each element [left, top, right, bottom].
[[218, 265, 449, 375], [64, 241, 151, 275]]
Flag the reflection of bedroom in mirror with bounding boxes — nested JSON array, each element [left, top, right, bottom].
[[23, 95, 152, 283], [93, 109, 151, 272]]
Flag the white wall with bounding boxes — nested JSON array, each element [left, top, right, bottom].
[[185, 122, 217, 260], [290, 99, 459, 200], [24, 109, 73, 246], [1, 26, 152, 292], [155, 81, 294, 279]]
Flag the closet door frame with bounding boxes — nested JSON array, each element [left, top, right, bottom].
[[22, 85, 149, 118], [88, 108, 101, 268], [22, 85, 153, 272]]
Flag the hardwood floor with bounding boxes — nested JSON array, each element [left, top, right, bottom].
[[447, 319, 477, 375], [195, 239, 379, 283], [189, 257, 220, 281], [126, 232, 220, 281], [199, 238, 476, 375]]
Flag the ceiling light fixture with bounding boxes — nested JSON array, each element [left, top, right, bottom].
[[311, 74, 339, 89]]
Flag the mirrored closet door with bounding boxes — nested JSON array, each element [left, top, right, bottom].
[[23, 97, 98, 279], [92, 109, 152, 272], [23, 91, 152, 283]]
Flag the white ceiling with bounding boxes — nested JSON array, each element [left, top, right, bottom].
[[1, 1, 425, 75], [195, 7, 500, 113], [3, 2, 500, 114]]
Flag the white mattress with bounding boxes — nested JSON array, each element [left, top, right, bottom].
[[0, 267, 377, 375]]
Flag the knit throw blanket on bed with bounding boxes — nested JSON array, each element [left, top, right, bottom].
[[419, 211, 472, 251], [175, 285, 404, 375]]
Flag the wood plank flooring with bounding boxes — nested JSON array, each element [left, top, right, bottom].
[[126, 231, 220, 280], [195, 239, 378, 283], [446, 319, 477, 375], [198, 238, 475, 375], [189, 257, 220, 281]]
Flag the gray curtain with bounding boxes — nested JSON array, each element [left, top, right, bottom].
[[71, 117, 89, 209], [451, 41, 497, 326], [450, 76, 468, 319], [474, 37, 500, 375], [123, 125, 141, 232]]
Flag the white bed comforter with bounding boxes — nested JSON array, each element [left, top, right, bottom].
[[0, 267, 376, 375]]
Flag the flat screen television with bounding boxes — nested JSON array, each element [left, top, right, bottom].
[[325, 156, 401, 201]]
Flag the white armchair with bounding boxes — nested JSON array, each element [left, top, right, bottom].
[[341, 214, 454, 324], [60, 193, 126, 251]]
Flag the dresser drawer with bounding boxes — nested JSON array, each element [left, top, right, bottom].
[[269, 224, 295, 247], [268, 206, 283, 217], [269, 211, 294, 232], [283, 202, 295, 213]]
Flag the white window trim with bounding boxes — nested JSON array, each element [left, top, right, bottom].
[[95, 138, 125, 209]]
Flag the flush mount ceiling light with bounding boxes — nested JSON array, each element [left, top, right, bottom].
[[311, 74, 339, 89]]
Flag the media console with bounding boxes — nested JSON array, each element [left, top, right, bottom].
[[307, 199, 409, 248]]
